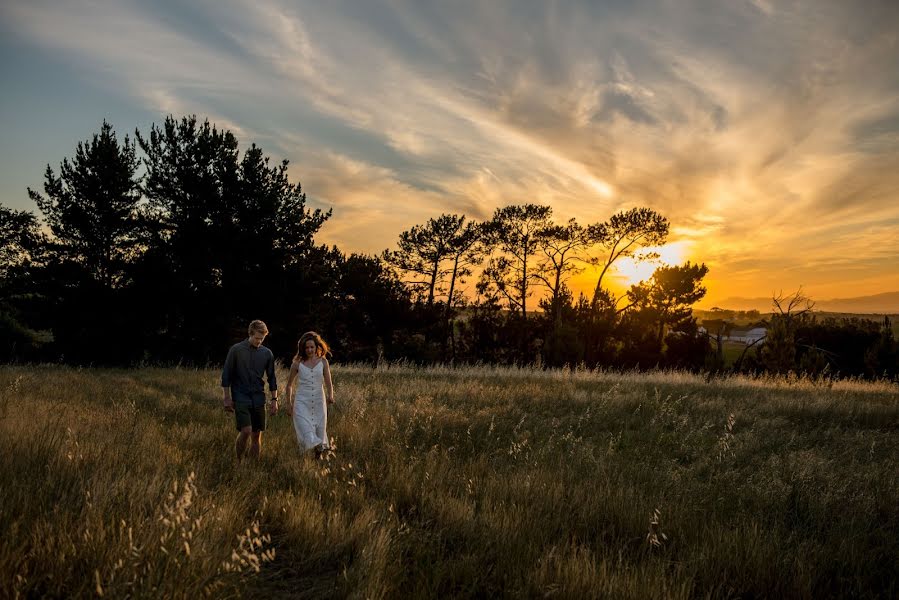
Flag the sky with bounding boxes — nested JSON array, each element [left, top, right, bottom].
[[1, 0, 898, 306]]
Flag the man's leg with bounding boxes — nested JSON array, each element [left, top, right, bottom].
[[250, 431, 263, 458], [248, 403, 266, 459], [234, 403, 253, 463], [236, 426, 252, 461]]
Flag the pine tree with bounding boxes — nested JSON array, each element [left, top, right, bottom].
[[28, 120, 142, 289]]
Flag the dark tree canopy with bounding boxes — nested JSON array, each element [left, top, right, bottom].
[[28, 120, 142, 289], [588, 207, 669, 304], [626, 261, 710, 348], [757, 290, 814, 374], [383, 214, 465, 306], [0, 207, 44, 280], [134, 115, 332, 361], [481, 203, 553, 319], [0, 207, 48, 361], [444, 217, 485, 314], [534, 218, 592, 325]]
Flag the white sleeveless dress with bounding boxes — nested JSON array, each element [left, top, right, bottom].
[[293, 360, 329, 450]]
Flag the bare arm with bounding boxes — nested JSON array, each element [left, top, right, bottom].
[[285, 362, 299, 415], [323, 359, 335, 404]]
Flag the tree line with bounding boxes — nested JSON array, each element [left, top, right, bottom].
[[380, 202, 711, 369], [1, 117, 896, 378]]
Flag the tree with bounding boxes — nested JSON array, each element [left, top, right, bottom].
[[533, 218, 591, 325], [136, 116, 253, 359], [236, 143, 330, 269], [588, 207, 669, 304], [626, 262, 709, 348], [383, 214, 462, 306], [757, 290, 815, 374], [537, 284, 584, 367], [458, 292, 507, 364], [575, 289, 619, 366], [0, 206, 49, 361], [445, 218, 486, 316], [330, 252, 413, 361], [0, 206, 44, 280], [137, 115, 238, 291], [28, 120, 142, 289], [701, 318, 734, 369], [229, 142, 331, 329], [864, 316, 897, 379], [24, 122, 146, 363], [443, 217, 486, 360], [136, 115, 330, 362], [482, 204, 553, 319]]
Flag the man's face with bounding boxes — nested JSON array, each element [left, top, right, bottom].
[[249, 331, 267, 348]]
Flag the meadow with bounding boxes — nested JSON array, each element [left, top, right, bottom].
[[1, 364, 897, 599]]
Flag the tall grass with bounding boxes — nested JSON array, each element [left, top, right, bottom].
[[2, 364, 897, 598]]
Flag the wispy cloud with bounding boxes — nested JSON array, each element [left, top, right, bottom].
[[3, 0, 898, 302]]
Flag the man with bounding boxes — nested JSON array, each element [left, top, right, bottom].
[[221, 320, 279, 461]]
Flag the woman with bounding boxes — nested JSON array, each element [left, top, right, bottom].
[[285, 331, 335, 459]]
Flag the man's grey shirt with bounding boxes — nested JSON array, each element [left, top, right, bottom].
[[221, 340, 277, 406]]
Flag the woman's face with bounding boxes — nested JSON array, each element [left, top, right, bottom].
[[304, 339, 317, 358]]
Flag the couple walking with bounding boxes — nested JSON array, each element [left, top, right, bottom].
[[221, 320, 335, 461]]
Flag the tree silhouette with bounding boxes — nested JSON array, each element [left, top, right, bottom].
[[481, 204, 553, 319], [443, 217, 486, 360], [626, 261, 709, 348], [864, 316, 897, 378], [445, 217, 486, 316], [383, 214, 463, 306], [15, 115, 892, 378], [588, 207, 668, 305], [136, 115, 330, 361], [533, 218, 592, 326], [0, 207, 44, 280], [0, 207, 48, 361], [748, 289, 814, 374], [331, 252, 412, 361], [28, 120, 142, 289]]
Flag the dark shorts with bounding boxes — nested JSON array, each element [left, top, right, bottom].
[[235, 402, 266, 432]]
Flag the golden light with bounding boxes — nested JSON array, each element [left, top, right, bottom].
[[588, 177, 614, 198], [613, 243, 688, 287]]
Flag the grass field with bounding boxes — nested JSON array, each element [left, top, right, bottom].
[[2, 364, 898, 598]]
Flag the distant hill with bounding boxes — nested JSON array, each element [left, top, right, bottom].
[[700, 291, 899, 314]]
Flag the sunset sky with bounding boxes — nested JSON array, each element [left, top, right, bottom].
[[1, 0, 897, 306]]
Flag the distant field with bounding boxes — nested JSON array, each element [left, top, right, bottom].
[[720, 340, 747, 366], [2, 364, 898, 598]]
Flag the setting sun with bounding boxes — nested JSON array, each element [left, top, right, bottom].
[[612, 242, 689, 286]]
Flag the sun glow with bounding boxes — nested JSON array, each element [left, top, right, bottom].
[[612, 243, 688, 287]]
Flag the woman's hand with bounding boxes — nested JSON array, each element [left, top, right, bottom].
[[285, 402, 293, 416], [326, 395, 335, 405]]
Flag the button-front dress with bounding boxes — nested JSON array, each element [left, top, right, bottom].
[[292, 360, 329, 450]]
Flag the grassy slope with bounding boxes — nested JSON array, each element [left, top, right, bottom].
[[1, 365, 897, 599]]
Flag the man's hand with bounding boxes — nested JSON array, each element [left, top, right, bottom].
[[269, 398, 279, 415], [223, 397, 234, 413]]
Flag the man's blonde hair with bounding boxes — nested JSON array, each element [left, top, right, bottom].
[[248, 320, 269, 336]]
